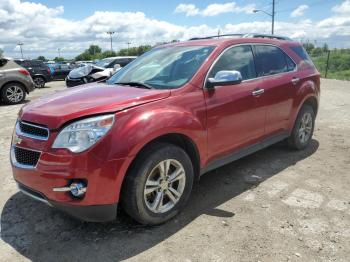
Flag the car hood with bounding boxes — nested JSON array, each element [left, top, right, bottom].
[[19, 83, 170, 129]]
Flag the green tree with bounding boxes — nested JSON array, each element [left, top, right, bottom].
[[322, 43, 329, 52], [117, 45, 152, 56], [37, 56, 46, 61], [87, 45, 102, 56], [101, 50, 117, 58], [54, 57, 65, 62], [75, 45, 103, 61], [303, 43, 315, 53]]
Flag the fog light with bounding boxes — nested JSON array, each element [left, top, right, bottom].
[[53, 181, 87, 197], [70, 182, 86, 197]]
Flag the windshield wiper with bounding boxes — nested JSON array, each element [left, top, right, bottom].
[[116, 82, 154, 89]]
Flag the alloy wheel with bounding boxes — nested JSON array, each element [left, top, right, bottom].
[[144, 159, 186, 214], [34, 77, 45, 88], [298, 112, 313, 143], [6, 85, 24, 103]]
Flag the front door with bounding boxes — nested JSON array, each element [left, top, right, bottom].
[[204, 45, 266, 163]]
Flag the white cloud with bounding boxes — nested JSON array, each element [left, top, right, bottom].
[[174, 4, 199, 16], [1, 0, 350, 58], [332, 0, 350, 14], [174, 2, 255, 17], [291, 5, 309, 17]]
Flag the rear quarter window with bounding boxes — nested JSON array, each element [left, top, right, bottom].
[[290, 46, 315, 69]]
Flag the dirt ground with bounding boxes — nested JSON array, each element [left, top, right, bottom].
[[0, 79, 349, 262]]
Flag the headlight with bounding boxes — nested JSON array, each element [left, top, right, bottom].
[[52, 114, 115, 153]]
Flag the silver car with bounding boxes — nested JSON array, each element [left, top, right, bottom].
[[0, 58, 34, 104]]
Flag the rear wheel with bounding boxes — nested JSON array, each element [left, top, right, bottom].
[[288, 104, 315, 150], [33, 76, 45, 88], [1, 83, 26, 105], [121, 143, 194, 225]]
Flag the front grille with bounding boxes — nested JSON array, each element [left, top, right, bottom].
[[18, 121, 49, 140], [14, 146, 41, 167]]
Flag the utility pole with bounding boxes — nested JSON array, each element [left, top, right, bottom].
[[253, 0, 276, 35], [58, 48, 61, 58], [106, 31, 115, 52], [126, 41, 131, 54], [217, 29, 221, 38], [17, 42, 24, 59], [272, 0, 275, 35]]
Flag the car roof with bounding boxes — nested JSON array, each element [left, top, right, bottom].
[[160, 34, 300, 49], [105, 56, 137, 59]]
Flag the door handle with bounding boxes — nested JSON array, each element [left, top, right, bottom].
[[252, 88, 265, 96], [291, 77, 300, 85]]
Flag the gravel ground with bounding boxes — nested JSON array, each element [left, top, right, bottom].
[[0, 79, 349, 262]]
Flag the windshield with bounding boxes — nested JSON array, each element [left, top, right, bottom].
[[107, 45, 214, 89], [95, 58, 114, 68]]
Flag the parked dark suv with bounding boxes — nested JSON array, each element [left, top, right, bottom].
[[11, 34, 320, 224], [14, 59, 52, 88]]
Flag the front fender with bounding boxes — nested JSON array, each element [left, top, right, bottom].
[[113, 105, 206, 160]]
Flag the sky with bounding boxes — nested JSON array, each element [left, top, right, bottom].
[[1, 0, 350, 59]]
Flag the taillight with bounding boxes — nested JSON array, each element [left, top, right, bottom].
[[18, 68, 30, 76]]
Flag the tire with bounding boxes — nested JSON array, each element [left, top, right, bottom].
[[121, 143, 194, 225], [1, 83, 26, 105], [288, 104, 315, 150], [33, 76, 45, 88]]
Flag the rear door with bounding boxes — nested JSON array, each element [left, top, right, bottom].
[[253, 44, 297, 136], [205, 45, 266, 162]]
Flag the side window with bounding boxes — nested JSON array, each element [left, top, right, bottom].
[[254, 45, 288, 76], [116, 59, 129, 67], [285, 55, 296, 71], [209, 45, 256, 80]]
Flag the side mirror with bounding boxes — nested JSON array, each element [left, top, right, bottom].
[[113, 64, 121, 70], [206, 70, 242, 88]]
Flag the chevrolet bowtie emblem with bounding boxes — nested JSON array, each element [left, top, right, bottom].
[[12, 134, 22, 145]]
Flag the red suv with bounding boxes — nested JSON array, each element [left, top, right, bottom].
[[11, 34, 320, 225]]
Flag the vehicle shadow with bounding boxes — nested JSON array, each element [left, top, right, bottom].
[[1, 140, 319, 262]]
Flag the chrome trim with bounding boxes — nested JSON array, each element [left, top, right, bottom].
[[10, 145, 42, 170], [203, 43, 298, 89], [16, 121, 49, 141], [18, 185, 52, 206], [252, 88, 265, 96]]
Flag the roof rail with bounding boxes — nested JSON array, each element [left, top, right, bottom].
[[189, 34, 244, 41], [242, 33, 292, 40], [188, 33, 292, 41]]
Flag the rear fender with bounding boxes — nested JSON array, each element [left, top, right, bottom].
[[288, 79, 319, 130]]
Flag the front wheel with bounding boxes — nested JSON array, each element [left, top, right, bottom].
[[288, 104, 315, 150], [121, 143, 194, 225]]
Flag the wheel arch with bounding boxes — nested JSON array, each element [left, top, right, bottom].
[[127, 133, 200, 180], [303, 96, 318, 116]]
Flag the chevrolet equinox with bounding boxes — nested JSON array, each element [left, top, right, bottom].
[[11, 34, 320, 225]]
